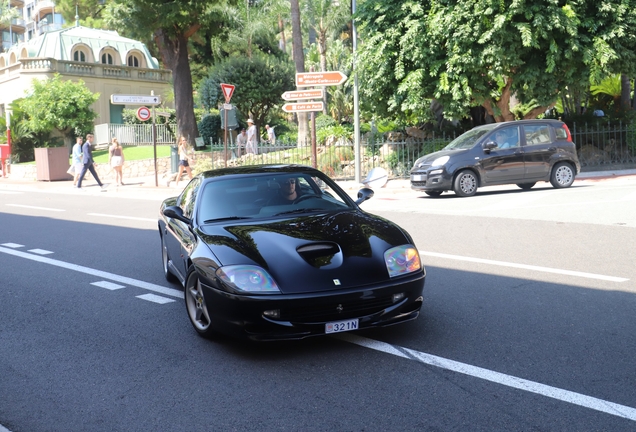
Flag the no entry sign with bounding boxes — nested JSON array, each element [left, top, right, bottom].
[[136, 106, 151, 122]]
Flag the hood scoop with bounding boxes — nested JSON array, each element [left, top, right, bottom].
[[297, 242, 343, 269]]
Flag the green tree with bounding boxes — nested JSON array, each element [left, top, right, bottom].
[[0, 0, 20, 31], [54, 0, 109, 28], [356, 0, 636, 122], [199, 56, 295, 135], [20, 75, 99, 148], [106, 0, 231, 145]]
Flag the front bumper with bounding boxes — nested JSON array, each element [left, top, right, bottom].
[[410, 170, 453, 191], [201, 273, 425, 341]]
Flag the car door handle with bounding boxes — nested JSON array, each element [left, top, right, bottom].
[[548, 147, 556, 151]]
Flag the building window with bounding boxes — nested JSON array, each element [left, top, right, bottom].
[[127, 55, 140, 67], [101, 53, 113, 64], [73, 50, 86, 62]]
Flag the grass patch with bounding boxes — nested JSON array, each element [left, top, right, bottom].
[[93, 145, 172, 163]]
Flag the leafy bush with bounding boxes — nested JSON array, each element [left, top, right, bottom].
[[315, 114, 336, 130], [198, 114, 222, 146], [316, 124, 353, 144], [317, 145, 354, 176]]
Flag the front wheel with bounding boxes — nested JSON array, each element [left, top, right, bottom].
[[453, 170, 478, 197], [516, 182, 536, 190], [184, 270, 217, 339], [425, 191, 443, 197], [550, 162, 575, 188]]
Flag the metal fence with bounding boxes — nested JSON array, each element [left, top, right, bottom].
[[95, 123, 177, 146], [571, 121, 636, 169], [203, 134, 457, 181]]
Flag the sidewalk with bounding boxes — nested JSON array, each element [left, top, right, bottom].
[[1, 168, 635, 200]]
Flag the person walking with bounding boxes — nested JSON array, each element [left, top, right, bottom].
[[174, 136, 193, 186], [77, 134, 107, 191], [108, 137, 125, 186], [71, 136, 83, 187], [236, 128, 247, 157], [265, 124, 276, 145], [246, 119, 258, 155]]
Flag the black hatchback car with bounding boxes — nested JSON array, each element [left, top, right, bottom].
[[410, 120, 581, 197]]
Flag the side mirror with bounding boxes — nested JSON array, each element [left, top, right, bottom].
[[483, 141, 497, 153], [355, 187, 375, 205], [164, 205, 191, 225]]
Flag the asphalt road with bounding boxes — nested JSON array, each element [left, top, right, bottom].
[[1, 176, 635, 431]]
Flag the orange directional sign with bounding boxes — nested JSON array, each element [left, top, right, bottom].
[[282, 89, 325, 101], [282, 102, 324, 113], [296, 71, 347, 87]]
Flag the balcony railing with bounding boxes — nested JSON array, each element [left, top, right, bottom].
[[3, 57, 172, 83]]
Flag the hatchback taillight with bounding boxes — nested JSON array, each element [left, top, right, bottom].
[[561, 124, 573, 142]]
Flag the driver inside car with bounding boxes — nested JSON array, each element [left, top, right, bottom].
[[268, 176, 302, 205]]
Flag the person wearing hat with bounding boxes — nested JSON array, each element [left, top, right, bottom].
[[246, 119, 258, 155]]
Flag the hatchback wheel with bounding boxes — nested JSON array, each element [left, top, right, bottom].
[[425, 191, 443, 197], [161, 234, 178, 283], [516, 182, 536, 190], [453, 170, 478, 197], [550, 162, 575, 188], [185, 270, 217, 338]]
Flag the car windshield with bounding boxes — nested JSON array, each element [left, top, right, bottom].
[[197, 171, 354, 223], [444, 126, 495, 150]]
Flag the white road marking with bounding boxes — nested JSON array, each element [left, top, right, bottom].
[[419, 250, 629, 282], [137, 293, 176, 304], [28, 249, 53, 255], [91, 281, 126, 291], [88, 213, 155, 222], [336, 334, 636, 422], [0, 246, 183, 299], [6, 204, 65, 212], [1, 243, 23, 248]]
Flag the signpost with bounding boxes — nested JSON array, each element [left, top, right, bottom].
[[220, 83, 235, 166], [282, 102, 324, 113], [295, 71, 347, 87], [110, 93, 162, 186], [110, 94, 162, 105], [136, 106, 151, 122], [281, 89, 324, 101]]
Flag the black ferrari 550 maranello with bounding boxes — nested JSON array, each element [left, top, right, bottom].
[[158, 165, 425, 341]]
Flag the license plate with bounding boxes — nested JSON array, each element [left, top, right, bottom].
[[325, 318, 359, 334], [412, 174, 426, 181]]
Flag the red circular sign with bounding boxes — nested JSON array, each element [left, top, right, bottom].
[[136, 106, 151, 122]]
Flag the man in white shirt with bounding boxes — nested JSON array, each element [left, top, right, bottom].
[[246, 119, 258, 155]]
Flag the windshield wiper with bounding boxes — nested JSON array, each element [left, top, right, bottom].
[[203, 216, 252, 223], [273, 208, 325, 216]]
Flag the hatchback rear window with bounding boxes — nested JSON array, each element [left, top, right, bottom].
[[555, 126, 568, 140]]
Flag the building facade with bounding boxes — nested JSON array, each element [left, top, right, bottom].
[[1, 1, 172, 129]]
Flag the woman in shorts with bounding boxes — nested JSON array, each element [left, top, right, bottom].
[[175, 136, 193, 186], [108, 137, 125, 186]]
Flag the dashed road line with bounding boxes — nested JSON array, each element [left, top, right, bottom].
[[28, 249, 53, 255], [1, 243, 24, 248], [91, 281, 126, 291], [0, 245, 183, 299], [87, 213, 156, 222], [336, 334, 636, 422], [6, 204, 65, 212], [137, 293, 176, 304]]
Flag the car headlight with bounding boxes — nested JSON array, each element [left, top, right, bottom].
[[384, 245, 421, 278], [431, 156, 449, 167], [216, 265, 281, 294]]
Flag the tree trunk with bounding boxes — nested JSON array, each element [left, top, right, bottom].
[[278, 15, 286, 52], [290, 0, 308, 146], [482, 77, 515, 122], [621, 74, 631, 110], [154, 28, 199, 147]]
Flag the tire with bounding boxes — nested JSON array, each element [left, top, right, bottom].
[[516, 182, 536, 190], [453, 170, 478, 197], [161, 233, 178, 283], [425, 191, 443, 197], [550, 162, 575, 188], [184, 269, 217, 339]]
